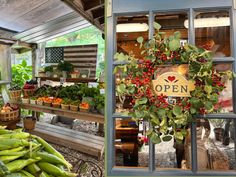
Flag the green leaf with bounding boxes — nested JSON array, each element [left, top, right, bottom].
[[147, 129, 153, 136], [117, 84, 126, 93], [169, 39, 181, 51], [151, 133, 161, 144], [157, 108, 166, 118], [138, 97, 148, 105], [153, 22, 161, 30], [21, 60, 27, 67], [173, 105, 182, 116], [137, 36, 144, 44], [162, 135, 172, 142], [204, 85, 212, 94], [174, 31, 181, 39], [175, 131, 184, 140], [190, 107, 196, 114], [160, 117, 167, 127], [205, 101, 214, 111]]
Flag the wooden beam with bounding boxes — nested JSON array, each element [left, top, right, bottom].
[[83, 0, 104, 11], [61, 0, 103, 31], [91, 7, 104, 19]]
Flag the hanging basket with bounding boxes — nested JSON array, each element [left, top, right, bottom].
[[23, 89, 36, 98], [9, 90, 22, 101], [0, 110, 19, 122]]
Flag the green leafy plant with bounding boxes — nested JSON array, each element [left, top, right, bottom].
[[62, 98, 71, 105], [57, 61, 74, 72], [114, 22, 232, 144], [44, 66, 53, 72], [11, 60, 32, 87], [94, 94, 105, 110], [70, 100, 80, 106]]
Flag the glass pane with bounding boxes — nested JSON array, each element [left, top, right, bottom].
[[115, 118, 149, 168], [214, 63, 233, 113], [197, 119, 235, 171], [194, 10, 231, 57], [116, 15, 148, 58], [155, 12, 188, 42]]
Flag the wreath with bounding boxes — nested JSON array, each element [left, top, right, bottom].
[[114, 22, 233, 144]]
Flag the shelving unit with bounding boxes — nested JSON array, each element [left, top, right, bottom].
[[21, 103, 104, 124], [36, 77, 97, 83]]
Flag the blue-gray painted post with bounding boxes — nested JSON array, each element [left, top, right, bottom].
[[189, 8, 198, 174], [106, 13, 116, 175], [231, 5, 236, 171], [148, 10, 155, 172]]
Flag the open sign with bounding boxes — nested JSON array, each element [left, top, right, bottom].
[[152, 72, 195, 97]]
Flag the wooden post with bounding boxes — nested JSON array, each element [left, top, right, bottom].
[[31, 44, 37, 79]]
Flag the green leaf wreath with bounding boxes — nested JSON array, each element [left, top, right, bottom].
[[114, 22, 233, 144]]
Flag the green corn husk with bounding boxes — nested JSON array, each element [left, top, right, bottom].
[[5, 173, 26, 177], [0, 160, 10, 176], [35, 151, 72, 169], [6, 158, 40, 172], [37, 162, 77, 177], [0, 129, 12, 135], [20, 170, 34, 177], [0, 139, 29, 150], [0, 132, 30, 139], [0, 146, 25, 156], [26, 163, 41, 176], [32, 136, 65, 160], [0, 155, 23, 164]]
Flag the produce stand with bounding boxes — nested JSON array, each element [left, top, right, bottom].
[[21, 103, 104, 124], [37, 77, 97, 84]]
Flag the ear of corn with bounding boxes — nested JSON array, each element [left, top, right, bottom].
[[37, 162, 77, 177], [0, 132, 76, 176], [0, 147, 25, 156], [20, 170, 34, 177], [0, 129, 12, 135], [32, 136, 65, 160], [0, 160, 10, 176], [0, 132, 30, 139], [0, 139, 29, 150], [6, 158, 40, 172], [35, 151, 72, 169]]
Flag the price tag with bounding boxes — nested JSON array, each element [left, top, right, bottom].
[[100, 89, 105, 94], [88, 82, 99, 88]]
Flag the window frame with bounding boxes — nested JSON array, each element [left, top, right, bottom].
[[106, 0, 236, 176]]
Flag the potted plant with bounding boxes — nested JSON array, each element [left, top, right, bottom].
[[23, 116, 36, 130], [70, 100, 80, 111], [44, 65, 53, 77], [210, 119, 225, 141], [52, 98, 62, 108], [94, 94, 105, 115], [57, 61, 74, 78], [61, 98, 71, 110], [30, 97, 37, 104]]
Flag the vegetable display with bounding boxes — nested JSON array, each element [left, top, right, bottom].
[[0, 127, 77, 177]]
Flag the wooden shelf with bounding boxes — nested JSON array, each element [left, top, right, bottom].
[[36, 77, 97, 83], [0, 81, 10, 85], [21, 103, 104, 124]]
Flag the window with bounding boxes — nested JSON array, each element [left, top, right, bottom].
[[106, 0, 236, 176]]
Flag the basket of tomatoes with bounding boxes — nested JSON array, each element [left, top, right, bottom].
[[79, 102, 90, 113], [52, 98, 62, 108]]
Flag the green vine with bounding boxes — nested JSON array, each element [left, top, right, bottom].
[[114, 22, 232, 144]]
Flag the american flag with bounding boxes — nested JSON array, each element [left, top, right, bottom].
[[45, 44, 98, 79]]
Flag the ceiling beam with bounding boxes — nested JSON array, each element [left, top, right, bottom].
[[61, 0, 103, 31], [91, 7, 104, 20], [83, 0, 104, 11]]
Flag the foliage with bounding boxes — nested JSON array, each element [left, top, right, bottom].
[[113, 22, 232, 144], [11, 60, 32, 87], [70, 100, 80, 106], [210, 119, 225, 128], [44, 66, 53, 72], [57, 61, 74, 72], [94, 94, 105, 110]]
